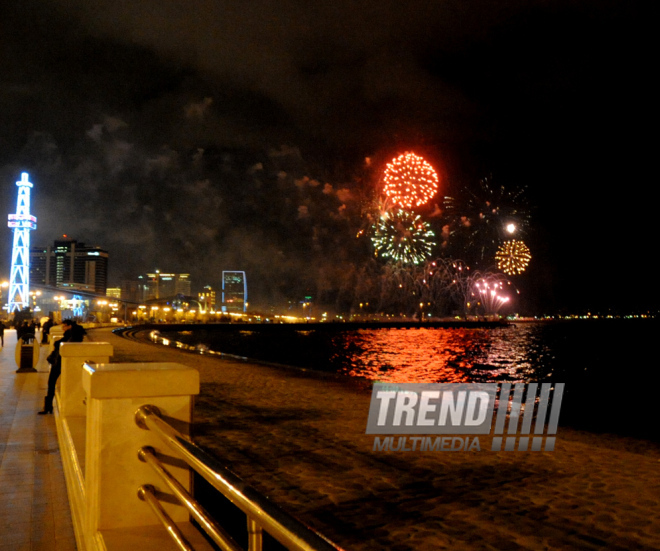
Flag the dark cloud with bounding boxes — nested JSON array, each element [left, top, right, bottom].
[[0, 0, 653, 312]]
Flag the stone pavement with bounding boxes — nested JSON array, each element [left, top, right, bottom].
[[99, 327, 660, 551], [0, 329, 76, 551]]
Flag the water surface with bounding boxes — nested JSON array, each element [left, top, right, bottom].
[[160, 319, 658, 440]]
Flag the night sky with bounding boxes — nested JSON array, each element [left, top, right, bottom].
[[0, 0, 653, 314]]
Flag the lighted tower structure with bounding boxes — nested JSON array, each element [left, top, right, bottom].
[[222, 271, 247, 313], [7, 173, 37, 313]]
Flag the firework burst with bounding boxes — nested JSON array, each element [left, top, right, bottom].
[[382, 152, 439, 209], [473, 280, 509, 315], [469, 274, 515, 315], [443, 176, 531, 266], [495, 240, 532, 275], [372, 209, 436, 265]]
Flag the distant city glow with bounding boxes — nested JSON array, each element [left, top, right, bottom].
[[495, 240, 531, 275], [382, 152, 439, 209]]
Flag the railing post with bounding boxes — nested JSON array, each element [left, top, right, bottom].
[[81, 361, 199, 550], [54, 342, 114, 551], [59, 342, 113, 417], [48, 325, 65, 352], [247, 517, 264, 551]]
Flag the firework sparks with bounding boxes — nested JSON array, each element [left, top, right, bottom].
[[472, 277, 511, 315], [372, 209, 436, 265], [442, 176, 531, 267], [382, 152, 439, 209], [495, 240, 532, 275]]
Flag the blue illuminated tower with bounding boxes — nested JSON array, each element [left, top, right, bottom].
[[7, 173, 37, 313], [222, 271, 247, 313]]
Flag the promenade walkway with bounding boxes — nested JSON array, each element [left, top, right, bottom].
[[0, 329, 76, 550]]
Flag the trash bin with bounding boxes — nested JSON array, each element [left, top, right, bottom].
[[15, 333, 39, 373]]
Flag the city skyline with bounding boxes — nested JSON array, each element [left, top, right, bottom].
[[1, 0, 653, 315]]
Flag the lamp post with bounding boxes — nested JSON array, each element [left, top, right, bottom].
[[29, 290, 42, 311]]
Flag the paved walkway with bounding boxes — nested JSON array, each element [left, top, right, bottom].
[[0, 330, 76, 550]]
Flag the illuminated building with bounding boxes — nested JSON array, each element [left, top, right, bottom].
[[199, 285, 216, 310], [106, 287, 121, 299], [222, 271, 247, 313], [7, 173, 37, 313], [30, 238, 109, 295], [142, 272, 191, 300]]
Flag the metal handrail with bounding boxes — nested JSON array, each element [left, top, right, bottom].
[[135, 404, 345, 551], [137, 484, 195, 551], [138, 446, 242, 551]]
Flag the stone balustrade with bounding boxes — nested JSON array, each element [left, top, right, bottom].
[[53, 341, 209, 550]]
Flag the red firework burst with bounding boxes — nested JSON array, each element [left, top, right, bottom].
[[382, 152, 439, 209]]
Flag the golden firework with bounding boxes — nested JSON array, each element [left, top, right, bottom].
[[495, 240, 531, 275]]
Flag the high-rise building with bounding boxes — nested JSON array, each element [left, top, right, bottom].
[[222, 271, 247, 312], [30, 238, 109, 295], [141, 272, 191, 301], [120, 279, 143, 303]]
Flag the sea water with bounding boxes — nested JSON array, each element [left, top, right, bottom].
[[160, 319, 658, 441]]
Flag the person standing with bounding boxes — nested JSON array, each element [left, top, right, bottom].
[[41, 317, 54, 345], [38, 319, 87, 415], [0, 320, 5, 347], [16, 321, 29, 342]]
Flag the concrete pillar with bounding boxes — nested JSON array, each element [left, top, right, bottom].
[[59, 342, 113, 418], [81, 362, 199, 548], [48, 325, 65, 354]]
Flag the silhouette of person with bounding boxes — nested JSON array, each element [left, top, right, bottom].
[[42, 317, 54, 345], [16, 321, 30, 342], [38, 319, 87, 415]]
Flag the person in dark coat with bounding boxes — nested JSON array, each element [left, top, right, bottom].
[[41, 317, 54, 345], [16, 321, 30, 342], [38, 319, 87, 415]]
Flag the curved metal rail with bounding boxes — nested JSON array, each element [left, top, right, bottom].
[[135, 404, 345, 551]]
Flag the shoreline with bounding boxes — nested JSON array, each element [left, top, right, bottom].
[[95, 327, 660, 550], [122, 319, 513, 334]]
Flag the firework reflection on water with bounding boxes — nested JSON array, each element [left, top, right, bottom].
[[165, 320, 659, 440]]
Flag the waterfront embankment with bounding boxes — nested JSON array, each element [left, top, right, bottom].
[[97, 327, 660, 551]]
